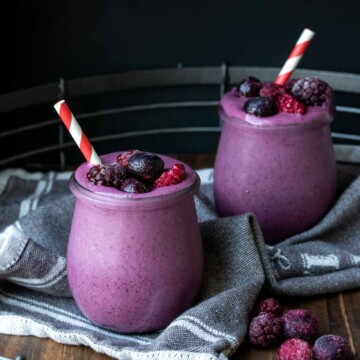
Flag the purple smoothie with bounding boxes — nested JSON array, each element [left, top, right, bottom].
[[214, 87, 337, 244], [67, 152, 203, 332]]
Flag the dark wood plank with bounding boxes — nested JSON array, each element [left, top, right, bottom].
[[0, 334, 112, 360]]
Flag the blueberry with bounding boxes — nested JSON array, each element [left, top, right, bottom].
[[127, 152, 164, 181], [236, 76, 262, 97], [120, 178, 152, 193], [313, 335, 354, 360], [244, 96, 279, 117]]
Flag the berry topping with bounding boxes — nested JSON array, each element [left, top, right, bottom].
[[282, 309, 319, 342], [248, 312, 283, 348], [290, 77, 334, 105], [120, 178, 152, 193], [259, 84, 283, 99], [285, 78, 300, 94], [154, 163, 186, 187], [127, 152, 164, 181], [313, 335, 354, 360], [278, 338, 314, 360], [87, 163, 127, 188], [116, 149, 140, 167], [236, 76, 262, 97], [278, 93, 307, 114], [244, 96, 279, 117], [257, 298, 283, 317]]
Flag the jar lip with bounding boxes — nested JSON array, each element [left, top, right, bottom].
[[69, 173, 200, 208], [219, 109, 333, 131]]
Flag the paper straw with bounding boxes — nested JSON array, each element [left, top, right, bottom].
[[54, 100, 102, 165], [275, 28, 315, 85]]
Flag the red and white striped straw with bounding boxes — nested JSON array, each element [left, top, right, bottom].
[[54, 100, 102, 165], [274, 28, 315, 85]]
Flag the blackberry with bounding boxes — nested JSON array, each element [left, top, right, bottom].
[[313, 335, 354, 360], [244, 96, 278, 117], [87, 163, 127, 188], [285, 78, 300, 94], [283, 309, 319, 342], [290, 77, 334, 105], [120, 178, 152, 193], [278, 338, 314, 360], [248, 312, 283, 348], [236, 76, 262, 97], [128, 152, 164, 181]]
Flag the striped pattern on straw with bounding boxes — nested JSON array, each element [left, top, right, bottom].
[[275, 28, 315, 86], [54, 100, 102, 165]]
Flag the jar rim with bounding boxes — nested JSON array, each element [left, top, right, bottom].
[[69, 173, 200, 209], [219, 109, 334, 132]]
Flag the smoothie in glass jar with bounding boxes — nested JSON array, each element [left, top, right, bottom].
[[67, 151, 203, 333], [214, 77, 337, 244]]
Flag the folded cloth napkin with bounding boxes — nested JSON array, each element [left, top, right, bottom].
[[0, 144, 360, 360]]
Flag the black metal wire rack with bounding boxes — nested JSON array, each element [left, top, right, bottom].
[[1, 64, 360, 170]]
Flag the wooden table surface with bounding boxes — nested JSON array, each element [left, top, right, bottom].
[[0, 153, 359, 360]]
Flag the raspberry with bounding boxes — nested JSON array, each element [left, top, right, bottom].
[[290, 77, 334, 106], [87, 163, 127, 188], [278, 338, 314, 360], [116, 149, 140, 167], [278, 94, 307, 114], [120, 178, 152, 193], [313, 335, 354, 360], [248, 312, 283, 348], [244, 96, 278, 117], [282, 309, 319, 342], [257, 298, 282, 317], [128, 152, 164, 181], [236, 76, 262, 97], [154, 164, 186, 187], [259, 84, 282, 99]]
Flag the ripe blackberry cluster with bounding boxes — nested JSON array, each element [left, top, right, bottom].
[[87, 150, 186, 193], [236, 76, 333, 117], [248, 297, 354, 360]]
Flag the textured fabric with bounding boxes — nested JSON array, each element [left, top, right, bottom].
[[0, 145, 360, 359]]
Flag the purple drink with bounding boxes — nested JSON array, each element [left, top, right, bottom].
[[214, 81, 337, 244], [67, 152, 203, 332]]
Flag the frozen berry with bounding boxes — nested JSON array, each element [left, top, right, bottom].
[[285, 78, 300, 94], [87, 163, 127, 187], [244, 96, 278, 117], [120, 178, 152, 193], [290, 77, 334, 106], [283, 309, 319, 342], [313, 335, 353, 360], [154, 163, 186, 187], [278, 93, 307, 114], [257, 298, 282, 317], [128, 152, 164, 181], [236, 76, 262, 97], [249, 312, 283, 348], [259, 83, 283, 99], [116, 149, 140, 167], [278, 338, 313, 360]]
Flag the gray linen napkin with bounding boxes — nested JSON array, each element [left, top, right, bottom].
[[0, 144, 360, 360]]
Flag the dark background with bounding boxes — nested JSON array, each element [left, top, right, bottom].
[[1, 0, 360, 168], [3, 0, 360, 92]]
